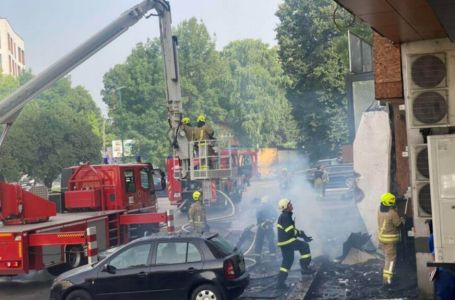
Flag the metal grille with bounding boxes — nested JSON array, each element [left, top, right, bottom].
[[418, 183, 432, 215], [411, 54, 446, 88], [413, 91, 447, 124], [416, 148, 429, 179]]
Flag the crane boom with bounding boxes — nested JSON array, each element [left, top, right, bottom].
[[0, 0, 185, 156]]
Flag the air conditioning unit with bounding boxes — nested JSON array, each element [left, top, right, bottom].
[[428, 134, 455, 263], [403, 41, 455, 129], [410, 144, 431, 217]]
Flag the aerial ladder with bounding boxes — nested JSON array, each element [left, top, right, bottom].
[[0, 0, 197, 276]]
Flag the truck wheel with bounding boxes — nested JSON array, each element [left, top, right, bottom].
[[65, 289, 92, 300], [66, 245, 85, 269], [191, 284, 223, 300]]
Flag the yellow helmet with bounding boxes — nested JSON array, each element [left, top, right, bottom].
[[197, 115, 206, 123], [182, 117, 190, 125], [278, 198, 291, 210], [381, 192, 396, 206], [193, 191, 201, 201]]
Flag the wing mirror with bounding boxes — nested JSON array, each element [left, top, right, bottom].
[[102, 264, 117, 274]]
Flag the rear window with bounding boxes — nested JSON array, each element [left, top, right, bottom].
[[206, 236, 236, 258]]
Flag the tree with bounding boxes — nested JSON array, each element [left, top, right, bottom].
[[222, 39, 298, 148], [102, 40, 169, 165], [0, 75, 103, 186], [275, 0, 371, 160]]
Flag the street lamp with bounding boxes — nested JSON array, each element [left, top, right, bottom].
[[114, 86, 126, 162]]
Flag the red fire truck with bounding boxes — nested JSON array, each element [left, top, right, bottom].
[[0, 0, 179, 276], [166, 147, 258, 211]]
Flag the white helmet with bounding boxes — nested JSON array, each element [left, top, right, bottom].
[[278, 198, 291, 210]]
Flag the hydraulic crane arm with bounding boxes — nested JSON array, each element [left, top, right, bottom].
[[0, 0, 184, 154]]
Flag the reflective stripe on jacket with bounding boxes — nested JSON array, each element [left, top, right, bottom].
[[277, 211, 299, 247], [377, 207, 402, 244]]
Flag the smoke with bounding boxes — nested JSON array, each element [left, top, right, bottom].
[[223, 151, 369, 260]]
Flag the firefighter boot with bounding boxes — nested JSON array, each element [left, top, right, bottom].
[[276, 271, 289, 289]]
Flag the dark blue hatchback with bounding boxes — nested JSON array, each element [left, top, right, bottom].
[[50, 233, 249, 300]]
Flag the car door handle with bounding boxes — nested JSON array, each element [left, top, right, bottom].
[[187, 267, 197, 273], [136, 272, 148, 278]]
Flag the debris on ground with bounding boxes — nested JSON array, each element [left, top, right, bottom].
[[341, 248, 377, 265]]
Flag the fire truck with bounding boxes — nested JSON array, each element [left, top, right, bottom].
[[166, 147, 258, 212], [0, 0, 180, 276]]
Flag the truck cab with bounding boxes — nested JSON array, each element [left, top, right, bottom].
[[62, 163, 165, 213]]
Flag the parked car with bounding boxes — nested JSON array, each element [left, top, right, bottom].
[[50, 233, 249, 300]]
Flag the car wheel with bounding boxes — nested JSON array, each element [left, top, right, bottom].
[[66, 245, 85, 268], [65, 289, 92, 300], [191, 284, 223, 300]]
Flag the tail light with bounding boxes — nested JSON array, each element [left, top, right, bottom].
[[223, 260, 236, 280], [5, 261, 21, 268]]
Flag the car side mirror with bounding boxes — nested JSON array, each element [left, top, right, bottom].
[[152, 169, 166, 191], [102, 264, 116, 274]]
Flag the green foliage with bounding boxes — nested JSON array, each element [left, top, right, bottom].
[[276, 0, 371, 160], [222, 39, 298, 148], [103, 40, 169, 166], [102, 18, 299, 165], [0, 75, 102, 186]]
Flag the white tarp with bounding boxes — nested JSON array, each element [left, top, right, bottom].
[[353, 110, 391, 247]]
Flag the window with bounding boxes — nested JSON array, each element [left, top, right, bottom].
[[187, 243, 202, 262], [109, 243, 151, 270], [124, 170, 136, 193], [206, 236, 235, 258], [155, 242, 202, 264], [140, 168, 150, 189]]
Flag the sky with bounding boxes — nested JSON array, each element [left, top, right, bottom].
[[0, 0, 283, 115]]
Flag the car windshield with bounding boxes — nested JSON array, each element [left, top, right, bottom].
[[206, 235, 236, 258]]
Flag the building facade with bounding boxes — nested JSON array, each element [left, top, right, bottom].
[[0, 18, 25, 77]]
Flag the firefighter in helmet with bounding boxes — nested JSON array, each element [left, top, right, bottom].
[[193, 115, 215, 170], [276, 198, 314, 289], [378, 192, 403, 285], [254, 196, 278, 261], [188, 191, 208, 233], [181, 116, 193, 141]]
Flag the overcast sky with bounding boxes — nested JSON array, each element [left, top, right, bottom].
[[0, 0, 282, 115]]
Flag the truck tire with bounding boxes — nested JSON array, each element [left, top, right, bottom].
[[65, 289, 92, 300], [66, 245, 85, 269]]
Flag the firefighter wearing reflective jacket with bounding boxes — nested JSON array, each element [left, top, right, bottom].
[[378, 192, 403, 285], [188, 191, 208, 233], [276, 198, 314, 289]]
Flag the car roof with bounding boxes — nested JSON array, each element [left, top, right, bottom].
[[131, 232, 218, 244]]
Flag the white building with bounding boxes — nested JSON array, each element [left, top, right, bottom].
[[0, 18, 25, 77]]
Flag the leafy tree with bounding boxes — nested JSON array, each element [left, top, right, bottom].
[[102, 40, 169, 166], [275, 0, 371, 160], [0, 75, 102, 186], [222, 39, 298, 147]]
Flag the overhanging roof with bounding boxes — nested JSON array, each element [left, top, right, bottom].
[[335, 0, 453, 43]]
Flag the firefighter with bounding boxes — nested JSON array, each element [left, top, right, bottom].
[[313, 165, 327, 198], [181, 116, 193, 141], [193, 115, 215, 170], [188, 191, 208, 233], [276, 198, 314, 289], [254, 196, 278, 261], [378, 192, 403, 286]]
